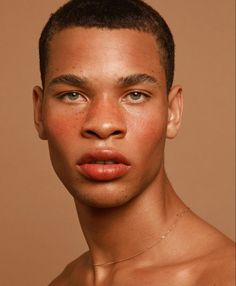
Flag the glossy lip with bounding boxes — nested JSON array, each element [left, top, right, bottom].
[[76, 149, 131, 181]]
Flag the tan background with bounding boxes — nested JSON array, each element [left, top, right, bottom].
[[0, 1, 234, 285]]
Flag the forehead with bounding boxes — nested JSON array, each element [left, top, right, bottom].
[[45, 27, 165, 87]]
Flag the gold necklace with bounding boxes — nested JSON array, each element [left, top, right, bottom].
[[93, 207, 190, 267]]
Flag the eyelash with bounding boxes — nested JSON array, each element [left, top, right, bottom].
[[57, 91, 87, 103], [56, 90, 150, 104], [122, 91, 150, 103]]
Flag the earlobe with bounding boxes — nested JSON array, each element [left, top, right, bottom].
[[166, 85, 183, 139], [33, 86, 47, 140]]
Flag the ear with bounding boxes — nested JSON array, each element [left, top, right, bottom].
[[166, 85, 183, 139], [33, 86, 47, 140]]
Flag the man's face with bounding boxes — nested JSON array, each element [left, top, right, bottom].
[[33, 28, 182, 208]]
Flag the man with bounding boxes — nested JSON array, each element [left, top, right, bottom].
[[33, 0, 235, 285]]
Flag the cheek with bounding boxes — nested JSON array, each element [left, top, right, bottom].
[[126, 112, 167, 184], [43, 109, 80, 145], [127, 111, 168, 145]]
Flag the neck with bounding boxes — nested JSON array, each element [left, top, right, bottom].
[[74, 168, 184, 267]]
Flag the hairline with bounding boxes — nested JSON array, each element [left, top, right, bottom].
[[43, 26, 167, 89]]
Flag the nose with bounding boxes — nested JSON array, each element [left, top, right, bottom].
[[81, 98, 127, 140]]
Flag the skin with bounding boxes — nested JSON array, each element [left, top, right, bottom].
[[33, 28, 235, 285]]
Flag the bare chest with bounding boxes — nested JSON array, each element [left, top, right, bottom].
[[62, 259, 228, 286], [63, 270, 223, 286]]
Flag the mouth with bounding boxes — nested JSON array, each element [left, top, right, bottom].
[[86, 160, 120, 164], [76, 149, 131, 181]]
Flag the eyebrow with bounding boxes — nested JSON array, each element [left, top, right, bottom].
[[47, 73, 160, 89], [48, 74, 88, 88], [118, 73, 160, 87]]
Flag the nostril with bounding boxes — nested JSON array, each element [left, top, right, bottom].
[[85, 130, 98, 137], [112, 130, 122, 136], [83, 129, 124, 139]]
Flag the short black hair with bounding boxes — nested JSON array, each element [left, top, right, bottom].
[[39, 0, 175, 91]]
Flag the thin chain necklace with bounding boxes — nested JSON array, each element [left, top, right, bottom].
[[92, 207, 190, 267]]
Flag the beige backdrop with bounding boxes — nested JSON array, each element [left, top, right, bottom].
[[0, 1, 235, 285]]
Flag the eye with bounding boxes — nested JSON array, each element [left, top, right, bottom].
[[123, 91, 150, 103], [58, 91, 87, 103]]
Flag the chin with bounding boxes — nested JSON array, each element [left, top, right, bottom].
[[68, 182, 139, 209]]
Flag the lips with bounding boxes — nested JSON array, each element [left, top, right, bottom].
[[76, 149, 131, 181]]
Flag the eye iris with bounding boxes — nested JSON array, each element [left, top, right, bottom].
[[68, 92, 79, 100], [130, 92, 142, 100]]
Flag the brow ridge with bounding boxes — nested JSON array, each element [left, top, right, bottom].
[[118, 73, 160, 87], [47, 73, 159, 89], [48, 74, 88, 88]]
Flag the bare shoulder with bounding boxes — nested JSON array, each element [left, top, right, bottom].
[[48, 251, 90, 286], [190, 216, 236, 286], [173, 240, 235, 286], [174, 212, 235, 286], [195, 239, 235, 285]]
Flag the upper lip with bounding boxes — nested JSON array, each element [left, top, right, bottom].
[[77, 149, 131, 165]]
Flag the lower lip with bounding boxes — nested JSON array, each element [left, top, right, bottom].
[[77, 163, 131, 181]]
